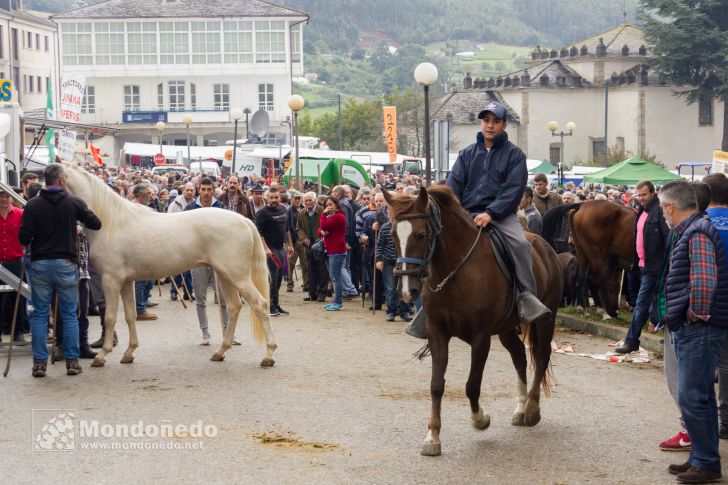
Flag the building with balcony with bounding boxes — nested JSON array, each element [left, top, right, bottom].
[[52, 0, 308, 163], [0, 7, 59, 112]]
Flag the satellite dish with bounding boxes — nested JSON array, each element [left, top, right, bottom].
[[250, 109, 270, 140]]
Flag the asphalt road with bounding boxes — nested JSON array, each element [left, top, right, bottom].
[[1, 283, 724, 484]]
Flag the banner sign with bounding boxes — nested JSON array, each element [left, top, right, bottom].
[[123, 111, 168, 124], [383, 106, 397, 163], [57, 75, 86, 161], [0, 80, 12, 102], [712, 149, 728, 175]]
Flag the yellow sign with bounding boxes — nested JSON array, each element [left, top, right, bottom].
[[713, 149, 728, 174], [383, 106, 397, 163], [0, 80, 12, 102]]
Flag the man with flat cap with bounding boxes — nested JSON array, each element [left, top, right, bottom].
[[406, 101, 549, 339]]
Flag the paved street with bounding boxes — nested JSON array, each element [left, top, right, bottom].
[[1, 283, 724, 484]]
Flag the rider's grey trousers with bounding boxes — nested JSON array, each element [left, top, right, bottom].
[[490, 212, 538, 295]]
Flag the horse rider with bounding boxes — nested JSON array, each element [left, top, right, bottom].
[[418, 103, 553, 342]]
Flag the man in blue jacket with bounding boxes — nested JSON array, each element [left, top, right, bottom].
[[446, 101, 548, 323]]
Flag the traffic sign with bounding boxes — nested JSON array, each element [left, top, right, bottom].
[[154, 153, 165, 165]]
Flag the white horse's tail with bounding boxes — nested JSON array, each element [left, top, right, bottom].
[[248, 220, 270, 344]]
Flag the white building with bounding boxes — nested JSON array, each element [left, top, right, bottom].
[[428, 24, 725, 169], [0, 7, 59, 112], [51, 0, 308, 165]]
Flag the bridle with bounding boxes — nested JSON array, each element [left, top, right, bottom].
[[393, 197, 442, 279]]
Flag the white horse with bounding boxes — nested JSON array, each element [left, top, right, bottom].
[[62, 163, 277, 367]]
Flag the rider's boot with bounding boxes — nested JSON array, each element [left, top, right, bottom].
[[517, 291, 551, 323], [405, 308, 427, 339]]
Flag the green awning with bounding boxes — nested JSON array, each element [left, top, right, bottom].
[[582, 156, 681, 185]]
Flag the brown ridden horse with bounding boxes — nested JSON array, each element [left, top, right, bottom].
[[567, 201, 635, 317], [383, 185, 562, 456]]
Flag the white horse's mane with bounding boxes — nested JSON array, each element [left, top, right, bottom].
[[72, 165, 154, 232]]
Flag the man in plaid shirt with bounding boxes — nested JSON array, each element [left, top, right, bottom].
[[660, 181, 728, 484]]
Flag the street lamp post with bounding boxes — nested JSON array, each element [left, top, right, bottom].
[[182, 114, 192, 165], [548, 120, 576, 186], [288, 95, 305, 190], [604, 80, 610, 167], [243, 107, 252, 141], [414, 62, 439, 187], [155, 120, 165, 163], [230, 108, 243, 175], [337, 92, 342, 150]]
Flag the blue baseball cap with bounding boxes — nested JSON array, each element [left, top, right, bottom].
[[478, 101, 507, 120]]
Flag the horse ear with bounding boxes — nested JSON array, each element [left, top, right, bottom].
[[382, 188, 394, 205], [415, 185, 428, 209]]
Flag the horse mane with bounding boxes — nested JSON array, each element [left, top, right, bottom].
[[541, 202, 581, 249], [73, 166, 154, 232], [388, 184, 474, 227]]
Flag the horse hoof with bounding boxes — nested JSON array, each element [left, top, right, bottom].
[[91, 357, 105, 368], [524, 412, 541, 427], [472, 410, 491, 430], [260, 357, 275, 367], [120, 355, 134, 364], [511, 413, 525, 426], [421, 442, 441, 456], [210, 353, 225, 362]]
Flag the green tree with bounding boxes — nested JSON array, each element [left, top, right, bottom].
[[640, 0, 728, 149]]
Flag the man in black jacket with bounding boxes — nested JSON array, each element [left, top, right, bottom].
[[615, 180, 669, 354], [19, 164, 102, 377], [446, 101, 549, 325]]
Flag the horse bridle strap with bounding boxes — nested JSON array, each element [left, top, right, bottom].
[[393, 198, 442, 278]]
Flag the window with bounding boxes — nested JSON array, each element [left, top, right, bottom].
[[35, 34, 40, 50], [11, 29, 18, 61], [127, 22, 157, 65], [124, 85, 140, 111], [549, 143, 562, 165], [190, 83, 196, 109], [29, 76, 34, 93], [0, 26, 4, 59], [160, 22, 189, 64], [44, 35, 49, 52], [191, 21, 220, 64], [213, 84, 229, 110], [223, 20, 253, 63], [36, 76, 42, 93], [255, 21, 285, 63], [94, 22, 125, 65], [168, 80, 185, 110], [22, 75, 27, 93], [81, 86, 95, 114], [592, 139, 606, 164], [699, 95, 713, 126], [258, 83, 274, 111], [291, 24, 301, 63], [157, 83, 164, 109], [45, 77, 49, 93], [21, 30, 24, 49], [27, 31, 31, 49], [62, 23, 93, 65]]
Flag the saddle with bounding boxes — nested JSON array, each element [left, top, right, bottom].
[[485, 225, 519, 314]]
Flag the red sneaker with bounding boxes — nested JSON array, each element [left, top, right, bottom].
[[660, 430, 691, 451]]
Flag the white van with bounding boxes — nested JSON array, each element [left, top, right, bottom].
[[189, 161, 221, 177]]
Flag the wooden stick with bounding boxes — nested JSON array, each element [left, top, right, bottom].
[[169, 276, 187, 309], [156, 279, 162, 297], [180, 273, 192, 301], [4, 263, 25, 377]]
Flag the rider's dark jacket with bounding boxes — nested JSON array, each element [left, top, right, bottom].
[[446, 131, 527, 221]]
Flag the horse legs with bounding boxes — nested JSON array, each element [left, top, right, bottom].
[[236, 280, 278, 367], [422, 331, 450, 456], [523, 314, 556, 427], [210, 279, 242, 362], [91, 279, 121, 367], [466, 335, 492, 430], [119, 281, 139, 364], [498, 327, 529, 426]]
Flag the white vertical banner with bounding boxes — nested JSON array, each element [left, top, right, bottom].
[[57, 74, 86, 161]]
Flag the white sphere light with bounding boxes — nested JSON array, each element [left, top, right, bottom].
[[414, 62, 439, 86], [288, 94, 305, 112], [548, 120, 559, 132], [155, 121, 166, 131], [566, 121, 576, 132], [230, 107, 243, 121], [182, 114, 193, 125]]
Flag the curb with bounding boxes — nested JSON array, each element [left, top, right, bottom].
[[556, 313, 664, 353]]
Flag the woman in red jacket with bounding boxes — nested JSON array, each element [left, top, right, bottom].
[[319, 196, 347, 311]]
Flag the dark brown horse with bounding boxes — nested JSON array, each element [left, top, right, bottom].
[[383, 185, 562, 456], [567, 201, 635, 317]]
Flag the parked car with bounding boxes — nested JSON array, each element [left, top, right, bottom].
[[152, 164, 189, 177], [189, 161, 221, 178]]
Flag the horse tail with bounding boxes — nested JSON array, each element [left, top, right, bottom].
[[248, 219, 269, 344], [523, 320, 553, 397]]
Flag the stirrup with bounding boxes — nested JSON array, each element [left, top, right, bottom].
[[517, 292, 550, 324], [405, 308, 427, 339]]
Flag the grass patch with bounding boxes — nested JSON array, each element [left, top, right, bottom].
[[559, 305, 633, 328]]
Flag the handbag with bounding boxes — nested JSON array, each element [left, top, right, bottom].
[[311, 239, 326, 261]]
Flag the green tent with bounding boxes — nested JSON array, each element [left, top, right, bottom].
[[283, 157, 371, 188], [582, 156, 681, 185], [528, 159, 557, 174]]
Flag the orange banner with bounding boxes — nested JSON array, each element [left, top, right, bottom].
[[383, 106, 397, 163]]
